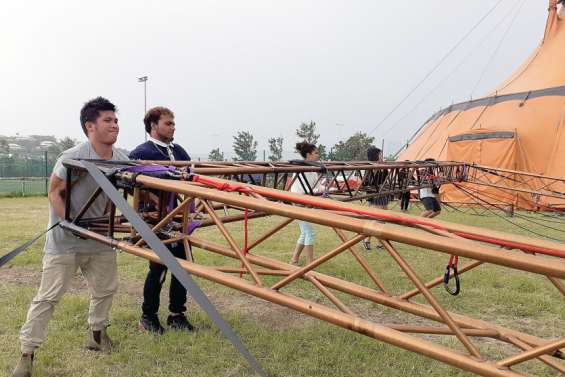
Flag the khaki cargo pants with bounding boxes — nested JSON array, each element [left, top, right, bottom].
[[19, 251, 118, 353]]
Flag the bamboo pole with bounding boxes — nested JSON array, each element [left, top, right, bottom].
[[60, 222, 525, 377], [134, 197, 191, 247], [306, 275, 354, 315], [388, 325, 499, 337], [126, 174, 565, 279], [504, 336, 565, 374], [333, 228, 389, 294], [246, 218, 294, 251], [214, 267, 290, 276], [417, 221, 564, 298], [547, 277, 565, 296], [182, 238, 193, 262], [400, 260, 484, 300], [184, 236, 558, 353], [201, 199, 263, 286], [167, 174, 565, 257], [496, 338, 565, 367], [380, 240, 481, 359], [271, 234, 366, 290]]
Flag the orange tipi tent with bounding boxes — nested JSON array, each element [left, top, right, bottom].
[[397, 1, 565, 209]]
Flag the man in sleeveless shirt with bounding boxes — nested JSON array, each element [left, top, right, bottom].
[[12, 97, 128, 377]]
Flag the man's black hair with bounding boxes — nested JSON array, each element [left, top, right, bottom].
[[367, 146, 381, 161], [80, 97, 117, 135]]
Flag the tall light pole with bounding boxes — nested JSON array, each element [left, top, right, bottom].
[[138, 75, 148, 141]]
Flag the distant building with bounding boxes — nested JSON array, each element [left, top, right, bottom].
[[8, 143, 23, 151], [39, 141, 56, 148]]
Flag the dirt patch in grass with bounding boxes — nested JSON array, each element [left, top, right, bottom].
[[2, 264, 390, 332], [1, 264, 559, 359], [1, 264, 310, 330], [1, 265, 42, 285], [1, 264, 90, 292], [205, 290, 310, 329]]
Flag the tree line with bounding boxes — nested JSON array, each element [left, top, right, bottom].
[[209, 121, 377, 161], [0, 136, 80, 178]]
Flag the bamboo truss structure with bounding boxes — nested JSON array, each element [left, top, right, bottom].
[[134, 159, 466, 201], [59, 159, 565, 376]]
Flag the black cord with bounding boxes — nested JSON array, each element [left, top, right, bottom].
[[459, 184, 565, 232], [453, 184, 565, 243], [368, 0, 505, 137]]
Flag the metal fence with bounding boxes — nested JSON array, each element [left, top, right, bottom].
[[0, 152, 55, 196], [0, 177, 49, 196]]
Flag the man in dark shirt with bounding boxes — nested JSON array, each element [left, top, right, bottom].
[[129, 107, 190, 161], [363, 146, 388, 250], [129, 106, 193, 334]]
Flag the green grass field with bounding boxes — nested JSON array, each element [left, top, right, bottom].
[[0, 197, 563, 376]]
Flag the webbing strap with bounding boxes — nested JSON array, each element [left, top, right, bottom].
[[82, 162, 267, 377], [0, 222, 60, 268]]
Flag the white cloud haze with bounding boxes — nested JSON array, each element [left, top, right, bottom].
[[0, 0, 547, 159]]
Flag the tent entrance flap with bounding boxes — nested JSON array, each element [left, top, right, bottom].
[[446, 130, 517, 169], [444, 130, 519, 207]]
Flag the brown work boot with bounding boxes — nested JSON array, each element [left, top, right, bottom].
[[85, 327, 113, 352], [11, 353, 33, 377]]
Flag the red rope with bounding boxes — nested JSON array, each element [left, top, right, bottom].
[[448, 254, 459, 268], [191, 175, 565, 259], [240, 208, 249, 278]]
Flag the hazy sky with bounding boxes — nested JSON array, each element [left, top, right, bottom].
[[0, 1, 549, 159]]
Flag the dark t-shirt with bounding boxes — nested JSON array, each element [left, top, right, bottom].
[[371, 170, 388, 187], [129, 141, 190, 214], [129, 141, 191, 161]]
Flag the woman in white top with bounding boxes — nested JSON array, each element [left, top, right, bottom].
[[419, 158, 442, 218], [290, 142, 320, 265]]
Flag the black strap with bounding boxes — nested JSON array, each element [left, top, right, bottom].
[[0, 222, 60, 268], [81, 161, 267, 377]]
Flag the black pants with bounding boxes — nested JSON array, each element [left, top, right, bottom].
[[142, 242, 188, 315], [400, 192, 410, 211]]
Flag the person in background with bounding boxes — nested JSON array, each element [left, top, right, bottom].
[[398, 161, 411, 212], [12, 97, 128, 377], [362, 146, 388, 250], [419, 158, 442, 218], [289, 141, 320, 266], [129, 106, 194, 334]]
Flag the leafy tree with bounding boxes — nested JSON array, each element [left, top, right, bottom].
[[47, 143, 62, 157], [317, 144, 328, 160], [267, 137, 284, 161], [0, 139, 8, 155], [208, 148, 225, 161], [232, 131, 257, 161], [59, 136, 78, 151], [45, 136, 78, 157], [331, 132, 375, 161], [296, 121, 319, 145]]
